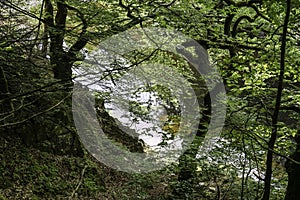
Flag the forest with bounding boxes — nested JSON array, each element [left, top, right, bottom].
[[0, 0, 300, 199]]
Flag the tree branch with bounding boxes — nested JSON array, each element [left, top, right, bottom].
[[65, 3, 88, 54], [119, 0, 136, 19], [224, 0, 262, 7], [232, 15, 258, 38], [44, 0, 54, 27], [281, 106, 300, 114]]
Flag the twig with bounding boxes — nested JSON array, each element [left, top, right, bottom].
[[69, 165, 88, 199]]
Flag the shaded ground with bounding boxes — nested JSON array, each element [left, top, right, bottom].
[[0, 135, 173, 200]]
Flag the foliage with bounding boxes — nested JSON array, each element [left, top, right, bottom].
[[0, 0, 300, 199]]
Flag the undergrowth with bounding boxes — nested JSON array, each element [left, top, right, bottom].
[[0, 135, 173, 199]]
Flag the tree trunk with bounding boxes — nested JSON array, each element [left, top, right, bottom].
[[39, 0, 142, 155], [285, 130, 300, 200], [169, 42, 213, 199], [22, 0, 85, 155], [170, 92, 211, 200], [262, 0, 291, 199], [95, 98, 144, 153]]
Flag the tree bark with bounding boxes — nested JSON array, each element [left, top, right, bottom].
[[95, 98, 144, 153], [35, 0, 86, 155], [262, 0, 291, 199], [169, 42, 212, 199], [285, 130, 300, 200]]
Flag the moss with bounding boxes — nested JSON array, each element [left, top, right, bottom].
[[0, 135, 173, 199]]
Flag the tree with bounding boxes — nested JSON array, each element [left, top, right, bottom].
[[152, 0, 300, 199], [1, 0, 300, 198], [262, 0, 291, 199], [0, 0, 149, 154]]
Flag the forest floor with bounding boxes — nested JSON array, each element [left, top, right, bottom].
[[0, 135, 173, 200]]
